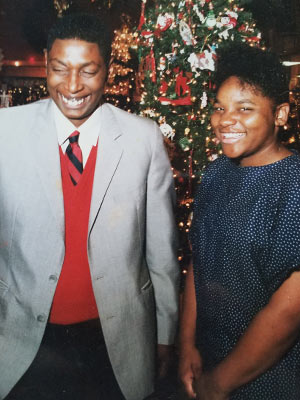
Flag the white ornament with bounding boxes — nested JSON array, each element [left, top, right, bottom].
[[165, 52, 177, 63], [200, 92, 208, 108], [216, 11, 238, 30], [179, 20, 196, 46], [218, 29, 230, 40], [205, 10, 217, 28], [144, 108, 157, 117], [193, 5, 206, 24], [160, 123, 175, 140], [188, 50, 215, 72], [157, 13, 175, 31], [188, 53, 200, 72], [159, 56, 166, 71]]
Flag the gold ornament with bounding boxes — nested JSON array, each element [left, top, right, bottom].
[[53, 0, 70, 17]]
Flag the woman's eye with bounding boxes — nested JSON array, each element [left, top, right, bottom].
[[213, 106, 223, 111], [240, 107, 253, 111]]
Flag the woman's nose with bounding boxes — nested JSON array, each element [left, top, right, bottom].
[[219, 110, 237, 127]]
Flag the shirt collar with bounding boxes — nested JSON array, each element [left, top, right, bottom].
[[52, 100, 102, 148]]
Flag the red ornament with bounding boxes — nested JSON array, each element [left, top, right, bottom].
[[159, 80, 168, 95], [138, 2, 146, 31], [144, 48, 156, 83], [158, 70, 192, 106]]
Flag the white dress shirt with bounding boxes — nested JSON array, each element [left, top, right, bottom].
[[53, 101, 102, 167]]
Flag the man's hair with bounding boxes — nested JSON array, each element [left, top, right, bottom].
[[47, 13, 112, 68], [214, 43, 289, 106]]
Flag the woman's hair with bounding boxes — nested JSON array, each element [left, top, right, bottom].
[[214, 43, 289, 106], [47, 13, 112, 68]]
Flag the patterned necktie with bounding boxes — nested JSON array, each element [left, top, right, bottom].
[[65, 130, 83, 185]]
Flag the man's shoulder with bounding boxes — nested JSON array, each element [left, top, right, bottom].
[[103, 103, 156, 131], [0, 98, 51, 123]]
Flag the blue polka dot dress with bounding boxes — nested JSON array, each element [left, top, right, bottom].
[[190, 152, 300, 399]]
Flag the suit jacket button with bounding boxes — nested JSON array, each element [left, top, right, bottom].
[[49, 274, 58, 282], [37, 314, 46, 323]]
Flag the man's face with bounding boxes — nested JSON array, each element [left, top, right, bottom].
[[47, 38, 107, 127]]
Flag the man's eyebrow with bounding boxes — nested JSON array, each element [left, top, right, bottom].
[[49, 59, 101, 68], [48, 58, 67, 66]]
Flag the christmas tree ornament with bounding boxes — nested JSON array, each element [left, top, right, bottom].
[[179, 20, 196, 45], [200, 92, 208, 108], [137, 0, 147, 30], [160, 122, 175, 140], [205, 9, 217, 29], [179, 137, 191, 151], [156, 13, 175, 33], [53, 0, 69, 16], [193, 4, 206, 24], [159, 56, 167, 71]]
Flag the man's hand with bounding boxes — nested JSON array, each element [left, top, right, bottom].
[[178, 345, 202, 398], [156, 344, 175, 380]]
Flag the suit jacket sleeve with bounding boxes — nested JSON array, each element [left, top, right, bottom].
[[146, 122, 180, 345]]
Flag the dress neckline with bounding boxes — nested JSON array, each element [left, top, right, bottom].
[[227, 150, 298, 172]]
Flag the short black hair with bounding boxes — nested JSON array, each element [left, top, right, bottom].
[[214, 43, 289, 106], [47, 13, 112, 68]]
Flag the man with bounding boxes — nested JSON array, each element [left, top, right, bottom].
[[0, 13, 179, 400]]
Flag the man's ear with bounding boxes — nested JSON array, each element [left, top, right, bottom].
[[275, 103, 290, 127]]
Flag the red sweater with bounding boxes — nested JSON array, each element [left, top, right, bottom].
[[49, 145, 99, 324]]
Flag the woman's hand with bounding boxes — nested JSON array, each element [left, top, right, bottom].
[[178, 345, 202, 398], [194, 372, 229, 400], [199, 270, 300, 395]]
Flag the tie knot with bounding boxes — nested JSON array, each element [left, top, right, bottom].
[[69, 130, 80, 144]]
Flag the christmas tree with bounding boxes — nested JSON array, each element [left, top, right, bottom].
[[104, 22, 138, 112], [135, 0, 262, 270]]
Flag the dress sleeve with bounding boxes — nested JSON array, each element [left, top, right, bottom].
[[263, 174, 300, 293]]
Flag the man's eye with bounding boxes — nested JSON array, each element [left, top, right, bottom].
[[81, 71, 96, 76], [53, 68, 67, 73], [240, 107, 253, 111], [213, 106, 223, 111]]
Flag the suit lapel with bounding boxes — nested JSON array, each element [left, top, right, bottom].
[[89, 103, 123, 232], [31, 100, 65, 236]]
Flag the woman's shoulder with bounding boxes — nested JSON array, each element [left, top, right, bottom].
[[201, 155, 229, 178], [277, 151, 300, 182], [193, 156, 229, 199]]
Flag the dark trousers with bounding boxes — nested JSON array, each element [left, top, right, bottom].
[[6, 319, 125, 400]]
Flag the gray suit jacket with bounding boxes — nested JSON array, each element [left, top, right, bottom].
[[0, 99, 179, 400]]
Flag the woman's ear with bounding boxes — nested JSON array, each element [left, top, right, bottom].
[[275, 103, 290, 127]]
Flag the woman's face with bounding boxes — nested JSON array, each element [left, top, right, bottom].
[[211, 76, 288, 167]]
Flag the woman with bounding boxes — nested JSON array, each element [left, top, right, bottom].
[[179, 43, 300, 400]]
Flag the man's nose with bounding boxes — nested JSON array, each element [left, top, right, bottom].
[[67, 71, 83, 93]]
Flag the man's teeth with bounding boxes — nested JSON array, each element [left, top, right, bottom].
[[223, 133, 245, 138], [62, 95, 84, 106]]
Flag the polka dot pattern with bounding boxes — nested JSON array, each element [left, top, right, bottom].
[[190, 152, 300, 399]]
